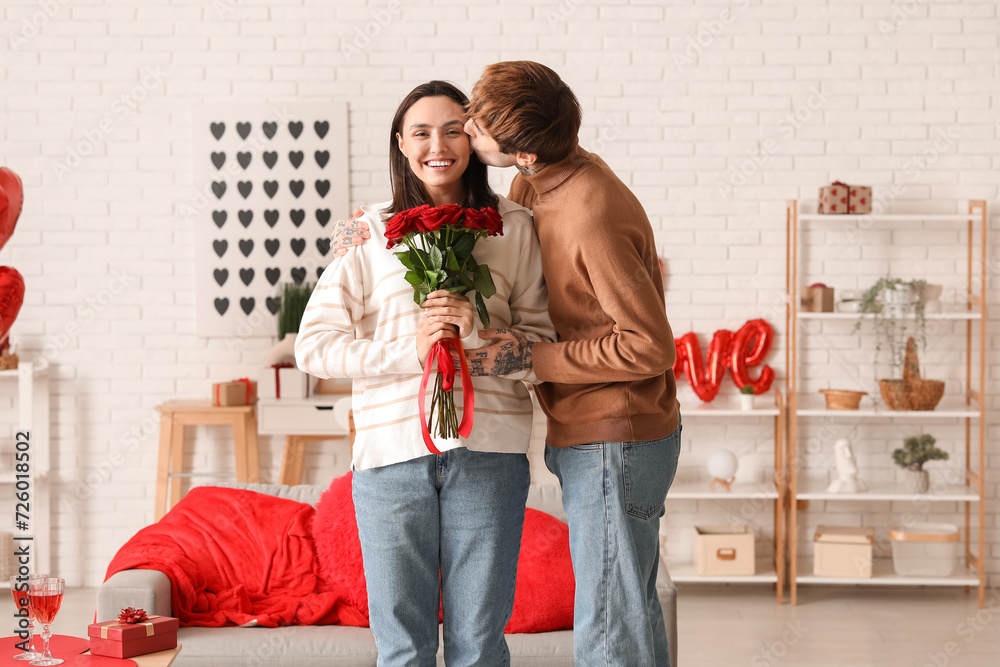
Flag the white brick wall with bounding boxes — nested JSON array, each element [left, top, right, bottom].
[[0, 0, 997, 591]]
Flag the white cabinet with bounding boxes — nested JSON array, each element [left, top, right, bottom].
[[785, 200, 987, 606], [1, 358, 51, 575]]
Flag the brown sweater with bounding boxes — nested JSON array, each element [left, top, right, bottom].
[[509, 146, 680, 447]]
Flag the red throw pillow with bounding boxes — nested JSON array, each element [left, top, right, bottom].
[[312, 472, 574, 633]]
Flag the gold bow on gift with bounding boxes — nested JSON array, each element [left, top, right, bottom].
[[100, 614, 161, 639]]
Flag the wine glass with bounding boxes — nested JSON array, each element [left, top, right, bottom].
[[27, 577, 64, 667], [9, 573, 48, 661]]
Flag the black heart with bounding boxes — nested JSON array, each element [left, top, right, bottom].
[[213, 268, 228, 286], [263, 151, 278, 169], [291, 267, 306, 284], [264, 238, 280, 256], [289, 180, 305, 198], [316, 209, 331, 226], [237, 151, 252, 169], [212, 211, 227, 228], [316, 238, 331, 256], [211, 152, 226, 169], [237, 181, 252, 198], [314, 150, 329, 168], [315, 180, 330, 198], [238, 210, 253, 227], [214, 298, 229, 315], [264, 180, 279, 198], [262, 121, 277, 139], [289, 151, 304, 169], [288, 121, 303, 139], [237, 122, 251, 139], [212, 181, 226, 199], [240, 268, 254, 286], [210, 122, 225, 140], [290, 238, 306, 256], [239, 239, 254, 257], [240, 297, 255, 315], [266, 296, 280, 314], [265, 268, 281, 285], [213, 239, 228, 257], [314, 120, 329, 138], [316, 267, 324, 280], [290, 209, 305, 226], [264, 210, 279, 227]]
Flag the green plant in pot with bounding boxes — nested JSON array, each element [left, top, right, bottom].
[[265, 281, 315, 366], [854, 276, 943, 411], [892, 433, 948, 494], [739, 384, 755, 410]]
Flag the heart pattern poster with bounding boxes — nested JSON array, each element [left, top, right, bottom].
[[193, 103, 348, 337]]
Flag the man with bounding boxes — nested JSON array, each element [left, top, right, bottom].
[[333, 61, 681, 666]]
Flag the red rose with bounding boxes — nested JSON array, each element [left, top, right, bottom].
[[462, 207, 484, 230], [416, 204, 462, 232], [480, 207, 503, 236], [384, 205, 427, 248]]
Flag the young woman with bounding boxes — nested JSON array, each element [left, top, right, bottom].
[[295, 81, 553, 666]]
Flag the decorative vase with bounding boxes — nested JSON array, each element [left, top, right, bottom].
[[739, 394, 754, 411], [882, 284, 913, 318], [904, 469, 929, 494]]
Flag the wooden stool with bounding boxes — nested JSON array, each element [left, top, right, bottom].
[[154, 400, 260, 521], [278, 411, 355, 486]]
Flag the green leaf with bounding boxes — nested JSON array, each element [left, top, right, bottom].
[[446, 248, 460, 272], [451, 233, 476, 261], [396, 251, 414, 271], [428, 245, 443, 271], [414, 248, 432, 271], [404, 270, 424, 287], [475, 291, 490, 327], [413, 288, 428, 306], [473, 264, 496, 298]]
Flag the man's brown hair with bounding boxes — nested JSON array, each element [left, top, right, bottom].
[[468, 61, 582, 165]]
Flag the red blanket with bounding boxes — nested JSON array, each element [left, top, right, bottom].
[[106, 475, 574, 633]]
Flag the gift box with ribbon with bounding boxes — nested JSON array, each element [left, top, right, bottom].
[[257, 363, 311, 399], [88, 609, 179, 659], [211, 378, 257, 406], [819, 181, 872, 214]]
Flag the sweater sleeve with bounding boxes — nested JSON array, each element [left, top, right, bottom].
[[530, 200, 676, 384], [295, 242, 423, 379]]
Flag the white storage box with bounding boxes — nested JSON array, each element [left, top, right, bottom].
[[889, 523, 960, 577], [258, 365, 311, 399], [814, 525, 874, 578], [694, 525, 755, 576]]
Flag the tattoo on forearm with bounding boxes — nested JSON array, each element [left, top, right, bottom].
[[489, 330, 533, 376]]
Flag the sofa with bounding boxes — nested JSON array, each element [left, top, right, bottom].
[[97, 482, 678, 666]]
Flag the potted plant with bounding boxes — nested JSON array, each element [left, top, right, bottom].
[[892, 434, 948, 494], [265, 281, 315, 366], [739, 384, 755, 411]]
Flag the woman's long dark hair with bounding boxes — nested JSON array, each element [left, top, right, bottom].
[[384, 81, 498, 215]]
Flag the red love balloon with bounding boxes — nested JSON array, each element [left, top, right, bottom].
[[673, 330, 731, 402], [0, 267, 25, 344], [0, 167, 24, 253], [729, 319, 775, 395]]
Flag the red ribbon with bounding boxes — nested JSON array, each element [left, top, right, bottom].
[[418, 338, 475, 454], [831, 180, 848, 188], [272, 363, 294, 398], [215, 378, 255, 406]]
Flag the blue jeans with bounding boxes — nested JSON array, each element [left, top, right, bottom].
[[353, 449, 530, 667], [545, 421, 682, 667]]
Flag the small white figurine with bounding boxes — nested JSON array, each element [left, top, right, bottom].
[[707, 449, 739, 492], [827, 438, 867, 494]]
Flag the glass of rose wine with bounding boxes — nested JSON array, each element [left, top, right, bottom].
[[9, 573, 48, 661], [27, 577, 64, 667]]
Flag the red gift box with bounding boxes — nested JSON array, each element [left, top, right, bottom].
[[88, 615, 179, 659]]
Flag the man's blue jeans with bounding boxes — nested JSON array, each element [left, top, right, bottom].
[[353, 449, 530, 667], [545, 421, 682, 667]]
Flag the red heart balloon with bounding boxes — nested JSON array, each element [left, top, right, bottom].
[[0, 167, 24, 253], [0, 267, 25, 344]]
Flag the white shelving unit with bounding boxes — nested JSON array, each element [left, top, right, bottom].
[[0, 357, 51, 575], [666, 391, 786, 602], [785, 199, 987, 607]]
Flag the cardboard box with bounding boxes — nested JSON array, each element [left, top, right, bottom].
[[801, 286, 835, 312], [211, 379, 256, 406], [848, 185, 872, 214], [695, 525, 755, 576], [818, 182, 849, 214], [258, 365, 311, 399], [88, 615, 179, 659], [814, 525, 874, 578]]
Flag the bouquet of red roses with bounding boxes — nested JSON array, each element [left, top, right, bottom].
[[384, 203, 504, 452]]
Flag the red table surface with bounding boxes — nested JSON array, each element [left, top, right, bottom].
[[0, 635, 136, 667]]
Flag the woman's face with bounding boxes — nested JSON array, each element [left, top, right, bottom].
[[396, 95, 471, 205]]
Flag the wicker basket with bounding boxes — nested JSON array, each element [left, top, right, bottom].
[[879, 337, 945, 411], [819, 389, 867, 410]]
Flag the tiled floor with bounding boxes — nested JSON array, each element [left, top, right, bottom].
[[44, 585, 1000, 666]]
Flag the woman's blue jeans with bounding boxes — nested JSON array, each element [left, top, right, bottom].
[[353, 449, 530, 667], [545, 421, 682, 667]]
